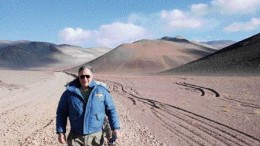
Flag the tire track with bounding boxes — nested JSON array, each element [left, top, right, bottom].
[[176, 82, 260, 109], [160, 104, 255, 146], [176, 82, 220, 97], [20, 118, 55, 146], [0, 103, 29, 117], [151, 109, 227, 146], [101, 79, 260, 146]]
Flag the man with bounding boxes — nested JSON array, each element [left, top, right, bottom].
[[56, 66, 120, 146]]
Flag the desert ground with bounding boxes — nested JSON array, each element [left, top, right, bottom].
[[0, 69, 259, 146]]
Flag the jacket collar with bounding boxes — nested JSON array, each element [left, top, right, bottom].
[[66, 78, 109, 93]]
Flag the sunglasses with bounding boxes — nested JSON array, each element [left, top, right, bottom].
[[79, 75, 91, 79]]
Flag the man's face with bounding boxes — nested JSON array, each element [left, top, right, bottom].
[[78, 68, 93, 88]]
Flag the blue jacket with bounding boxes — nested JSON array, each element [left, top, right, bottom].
[[56, 78, 120, 135]]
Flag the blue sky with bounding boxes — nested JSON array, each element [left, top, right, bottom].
[[0, 0, 260, 48]]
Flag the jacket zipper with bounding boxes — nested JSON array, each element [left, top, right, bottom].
[[84, 86, 97, 134]]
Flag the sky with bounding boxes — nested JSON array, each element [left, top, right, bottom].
[[0, 0, 260, 48]]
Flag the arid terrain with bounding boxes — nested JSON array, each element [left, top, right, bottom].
[[0, 34, 259, 146], [0, 70, 259, 146]]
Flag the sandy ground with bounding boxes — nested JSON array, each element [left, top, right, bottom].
[[0, 70, 259, 146]]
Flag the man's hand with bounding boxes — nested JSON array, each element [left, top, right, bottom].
[[112, 129, 121, 143], [58, 133, 66, 144]]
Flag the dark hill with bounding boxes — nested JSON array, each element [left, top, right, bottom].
[[162, 33, 260, 76]]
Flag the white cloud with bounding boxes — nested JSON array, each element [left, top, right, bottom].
[[224, 17, 260, 32], [191, 3, 209, 16], [59, 27, 91, 46], [96, 22, 148, 47], [211, 0, 260, 14], [58, 1, 259, 47], [160, 9, 203, 29], [59, 23, 148, 48]]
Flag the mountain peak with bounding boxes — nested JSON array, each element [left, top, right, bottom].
[[174, 35, 185, 39], [161, 35, 190, 43]]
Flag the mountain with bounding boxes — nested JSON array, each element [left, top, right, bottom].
[[161, 36, 235, 50], [0, 41, 112, 70], [162, 33, 260, 75], [0, 40, 30, 48], [66, 36, 216, 75], [162, 35, 219, 50], [161, 35, 190, 43], [200, 40, 236, 49]]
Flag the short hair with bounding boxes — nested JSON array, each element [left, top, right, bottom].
[[78, 65, 94, 74]]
